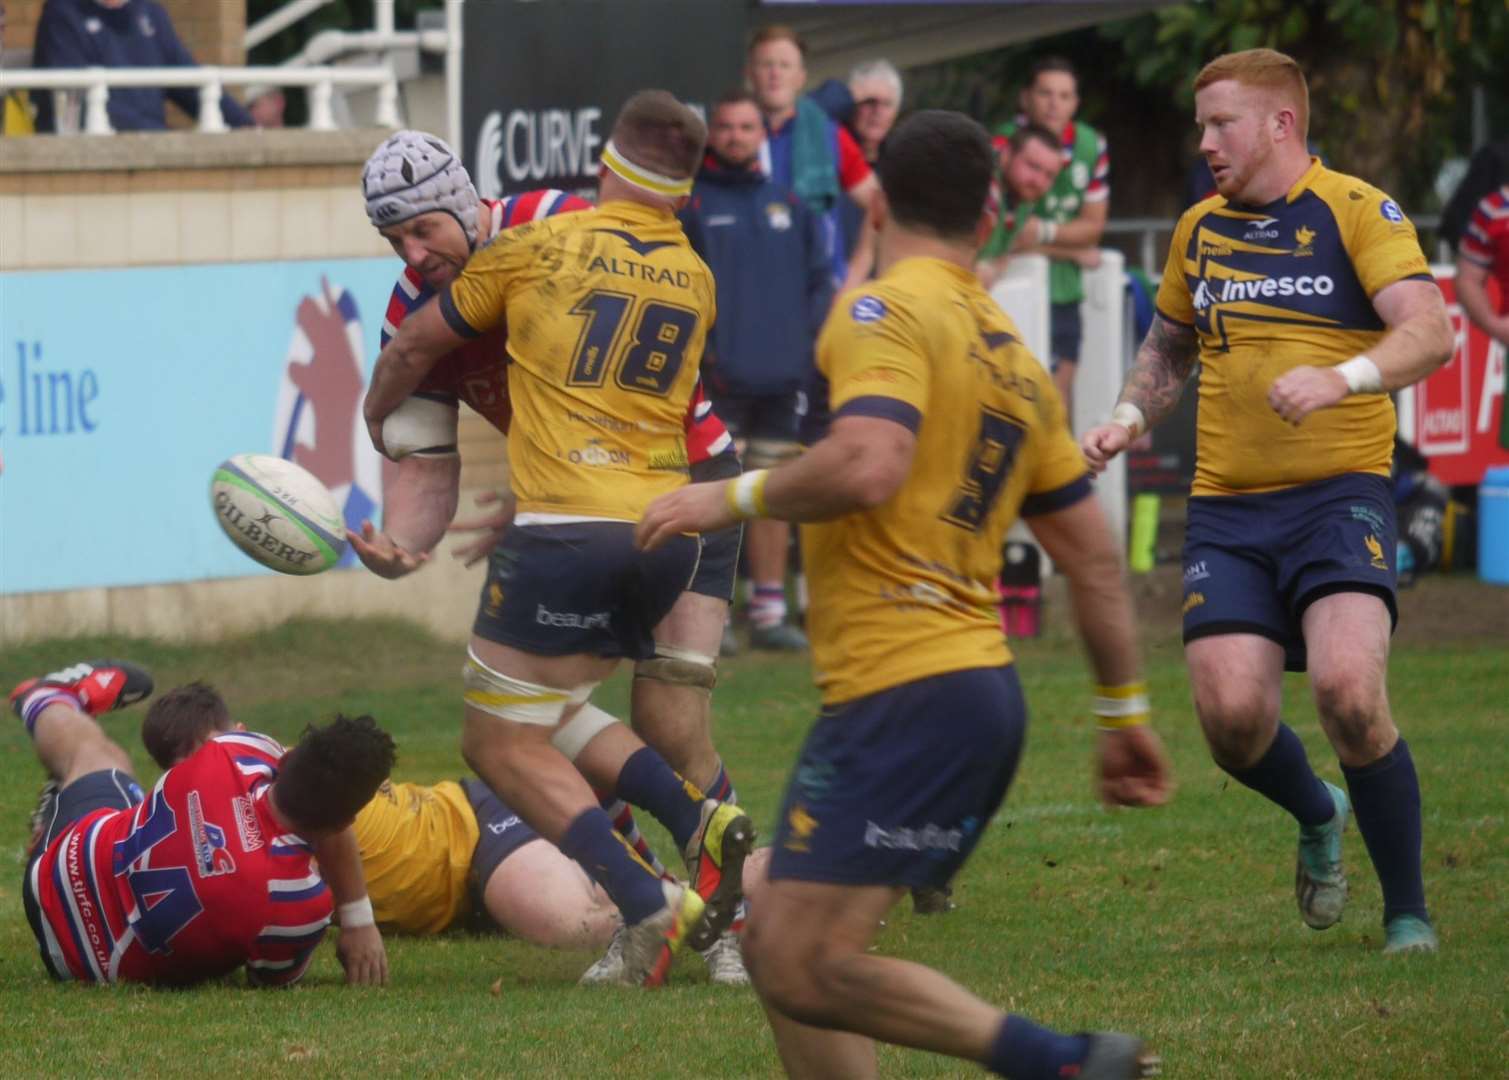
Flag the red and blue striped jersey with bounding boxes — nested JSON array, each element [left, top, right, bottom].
[[29, 733, 333, 986], [380, 190, 731, 463], [1460, 185, 1509, 304]]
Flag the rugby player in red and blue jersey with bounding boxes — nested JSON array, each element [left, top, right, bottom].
[[13, 660, 394, 986]]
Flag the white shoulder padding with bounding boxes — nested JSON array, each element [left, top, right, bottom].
[[383, 396, 460, 459]]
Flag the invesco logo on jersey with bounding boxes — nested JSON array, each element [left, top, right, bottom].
[[474, 107, 604, 199], [1193, 274, 1336, 310]]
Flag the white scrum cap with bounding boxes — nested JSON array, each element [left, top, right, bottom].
[[362, 129, 480, 245]]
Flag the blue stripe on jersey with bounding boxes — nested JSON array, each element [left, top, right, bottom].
[[269, 842, 314, 856], [1021, 474, 1094, 518], [438, 286, 482, 339], [269, 881, 330, 904], [835, 395, 923, 434]]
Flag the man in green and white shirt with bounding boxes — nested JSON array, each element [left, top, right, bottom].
[[995, 56, 1110, 421]]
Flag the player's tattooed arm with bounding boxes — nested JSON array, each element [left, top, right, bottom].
[[1119, 314, 1199, 430]]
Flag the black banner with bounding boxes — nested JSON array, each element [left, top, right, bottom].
[[462, 0, 748, 199]]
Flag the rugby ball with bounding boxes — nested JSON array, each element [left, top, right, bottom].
[[210, 454, 347, 575]]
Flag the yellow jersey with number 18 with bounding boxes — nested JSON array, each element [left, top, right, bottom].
[[442, 200, 716, 520], [804, 257, 1092, 707]]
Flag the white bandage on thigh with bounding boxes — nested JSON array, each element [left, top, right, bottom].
[[550, 702, 620, 762], [634, 643, 718, 693], [462, 647, 576, 726], [382, 395, 460, 459]]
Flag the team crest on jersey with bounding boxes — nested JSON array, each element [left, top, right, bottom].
[[765, 202, 793, 232], [188, 791, 237, 878], [232, 795, 264, 853], [1379, 199, 1405, 223], [851, 295, 887, 324], [1293, 226, 1316, 257]]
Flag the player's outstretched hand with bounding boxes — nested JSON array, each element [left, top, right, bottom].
[[348, 521, 429, 580], [1096, 726, 1174, 809], [1081, 422, 1133, 474], [337, 923, 388, 986], [1268, 365, 1348, 425], [447, 490, 518, 567], [637, 481, 739, 551]]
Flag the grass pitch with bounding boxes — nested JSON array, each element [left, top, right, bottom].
[[0, 608, 1505, 1078]]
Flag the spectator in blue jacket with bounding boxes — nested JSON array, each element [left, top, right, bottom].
[[680, 89, 834, 651], [32, 0, 253, 133]]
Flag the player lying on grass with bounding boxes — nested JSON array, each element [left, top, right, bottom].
[[12, 660, 393, 987], [140, 679, 770, 965]]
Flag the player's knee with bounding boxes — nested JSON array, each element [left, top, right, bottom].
[[1312, 671, 1387, 747], [1193, 680, 1275, 758], [633, 645, 717, 696], [747, 933, 853, 1026]]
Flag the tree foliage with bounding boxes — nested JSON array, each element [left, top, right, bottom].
[[1101, 0, 1509, 202]]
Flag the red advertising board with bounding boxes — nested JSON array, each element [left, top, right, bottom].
[[1399, 269, 1509, 486]]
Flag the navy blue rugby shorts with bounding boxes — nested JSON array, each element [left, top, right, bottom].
[[1181, 472, 1398, 672], [768, 665, 1027, 889]]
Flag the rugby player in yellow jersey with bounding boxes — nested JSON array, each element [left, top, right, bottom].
[[1083, 50, 1453, 956], [141, 684, 774, 952], [362, 91, 754, 987], [640, 111, 1171, 1080]]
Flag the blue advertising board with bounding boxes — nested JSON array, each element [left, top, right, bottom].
[[0, 259, 404, 594]]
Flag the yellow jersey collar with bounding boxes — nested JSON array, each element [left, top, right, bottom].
[[1283, 156, 1326, 204], [596, 199, 679, 225]]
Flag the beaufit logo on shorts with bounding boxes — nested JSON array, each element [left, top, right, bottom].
[[535, 603, 610, 630], [864, 821, 965, 854]]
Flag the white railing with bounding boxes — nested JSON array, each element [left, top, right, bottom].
[[0, 64, 399, 134]]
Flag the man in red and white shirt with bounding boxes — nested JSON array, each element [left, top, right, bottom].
[[1457, 184, 1509, 348], [349, 132, 753, 985], [14, 660, 394, 987]]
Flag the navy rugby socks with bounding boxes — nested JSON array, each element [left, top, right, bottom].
[[1222, 723, 1336, 827], [986, 1015, 1091, 1079], [1343, 738, 1429, 923], [558, 807, 666, 924], [615, 746, 704, 850]]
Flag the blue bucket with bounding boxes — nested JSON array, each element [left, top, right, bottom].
[[1480, 465, 1509, 585]]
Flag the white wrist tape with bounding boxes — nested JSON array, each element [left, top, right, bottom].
[[338, 896, 375, 928], [383, 395, 460, 459], [726, 469, 769, 519], [1110, 402, 1147, 439], [1039, 220, 1058, 245], [1335, 355, 1383, 395]]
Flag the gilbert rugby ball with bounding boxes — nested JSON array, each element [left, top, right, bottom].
[[210, 453, 347, 575]]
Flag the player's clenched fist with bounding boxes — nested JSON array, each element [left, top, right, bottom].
[[1080, 421, 1133, 473], [1267, 365, 1348, 425]]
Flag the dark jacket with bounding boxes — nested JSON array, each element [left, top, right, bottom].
[[679, 160, 833, 398], [32, 0, 253, 133]]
